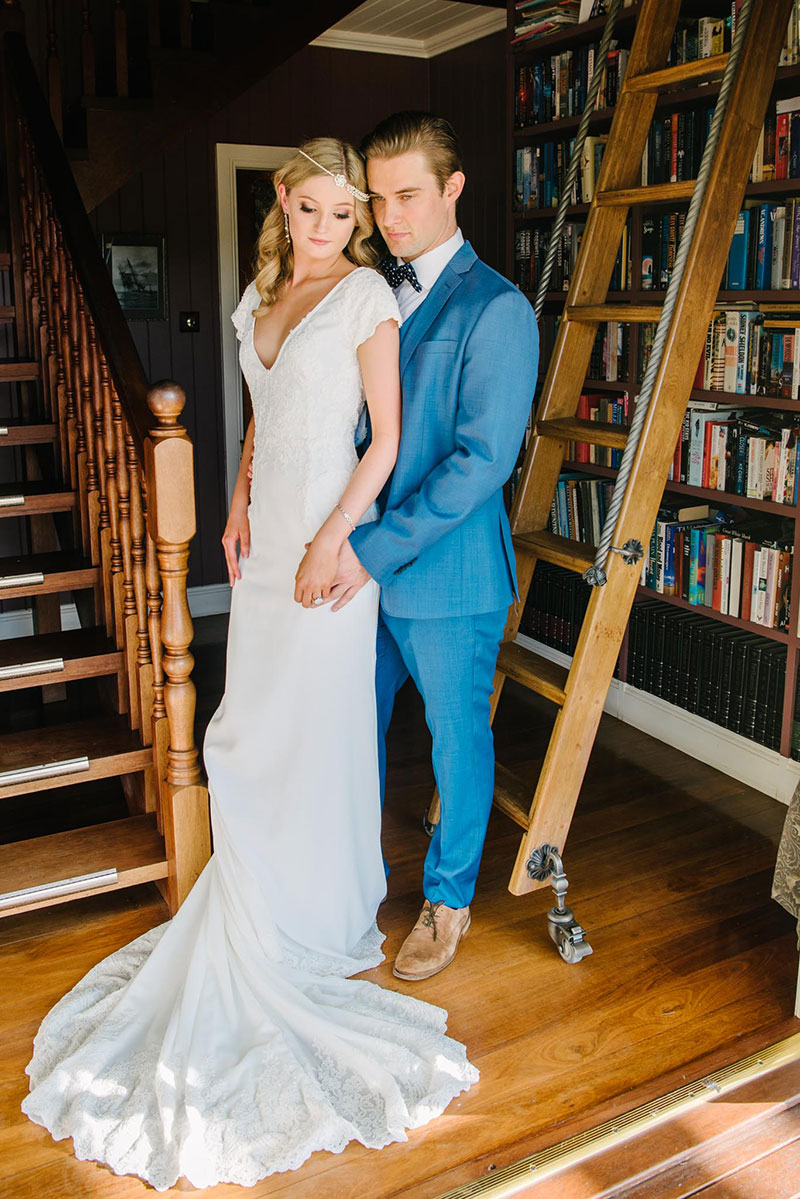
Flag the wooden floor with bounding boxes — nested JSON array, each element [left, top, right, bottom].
[[1, 621, 798, 1199]]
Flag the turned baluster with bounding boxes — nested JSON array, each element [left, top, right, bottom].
[[101, 357, 126, 653], [81, 0, 95, 97], [145, 382, 210, 912], [75, 290, 99, 558], [115, 0, 129, 99], [45, 0, 62, 136], [59, 252, 81, 481], [128, 437, 155, 747], [48, 225, 70, 479], [39, 191, 62, 423], [15, 126, 37, 353], [145, 508, 168, 831], [114, 384, 140, 729]]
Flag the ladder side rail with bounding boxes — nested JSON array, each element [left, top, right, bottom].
[[508, 0, 795, 896]]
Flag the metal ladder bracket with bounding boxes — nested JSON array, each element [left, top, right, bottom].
[[526, 844, 593, 965]]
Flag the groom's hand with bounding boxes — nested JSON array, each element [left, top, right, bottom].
[[326, 539, 371, 611]]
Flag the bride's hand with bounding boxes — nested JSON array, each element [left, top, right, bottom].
[[222, 501, 250, 586], [294, 535, 339, 608]]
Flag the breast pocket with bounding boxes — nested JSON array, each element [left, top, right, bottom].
[[416, 339, 460, 355]]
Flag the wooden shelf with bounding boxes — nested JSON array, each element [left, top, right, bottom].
[[636, 584, 790, 643], [512, 3, 642, 57], [563, 459, 797, 516]]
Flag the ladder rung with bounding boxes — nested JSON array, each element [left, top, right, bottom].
[[497, 639, 568, 705], [494, 763, 531, 830], [513, 530, 596, 574], [537, 417, 628, 451], [595, 181, 696, 207], [625, 53, 729, 93], [566, 304, 662, 324]]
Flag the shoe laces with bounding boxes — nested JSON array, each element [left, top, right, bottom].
[[420, 900, 442, 941]]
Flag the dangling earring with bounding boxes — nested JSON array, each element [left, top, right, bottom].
[[283, 211, 291, 243]]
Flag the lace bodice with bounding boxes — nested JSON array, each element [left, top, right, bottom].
[[232, 269, 400, 526]]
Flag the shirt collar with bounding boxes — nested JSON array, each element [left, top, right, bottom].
[[397, 228, 465, 291]]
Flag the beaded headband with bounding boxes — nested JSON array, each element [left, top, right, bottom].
[[297, 148, 370, 202]]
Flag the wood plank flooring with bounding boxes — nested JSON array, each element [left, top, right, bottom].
[[0, 629, 797, 1199]]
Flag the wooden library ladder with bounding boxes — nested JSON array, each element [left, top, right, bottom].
[[429, 0, 795, 963]]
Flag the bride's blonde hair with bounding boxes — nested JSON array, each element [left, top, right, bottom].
[[253, 138, 378, 311]]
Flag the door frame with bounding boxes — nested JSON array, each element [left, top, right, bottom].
[[215, 142, 295, 506]]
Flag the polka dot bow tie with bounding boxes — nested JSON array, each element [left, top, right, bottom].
[[380, 257, 423, 293]]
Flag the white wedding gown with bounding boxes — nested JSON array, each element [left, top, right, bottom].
[[21, 268, 478, 1191]]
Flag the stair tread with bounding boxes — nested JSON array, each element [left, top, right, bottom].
[[0, 307, 14, 321], [566, 304, 663, 323], [0, 627, 119, 670], [0, 815, 167, 912], [0, 360, 40, 380], [0, 419, 57, 444], [494, 763, 531, 829], [0, 714, 149, 771], [626, 52, 729, 92], [0, 481, 72, 499], [0, 549, 96, 576], [498, 639, 568, 704], [538, 417, 628, 450], [513, 529, 596, 573], [596, 180, 696, 206]]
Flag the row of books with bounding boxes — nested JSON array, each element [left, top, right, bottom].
[[641, 107, 713, 189], [725, 200, 800, 291], [589, 320, 629, 381], [667, 406, 800, 504], [548, 473, 614, 549], [751, 95, 800, 182], [628, 600, 785, 750], [643, 503, 791, 629], [513, 44, 628, 128], [511, 0, 636, 47], [699, 309, 799, 398], [518, 563, 785, 750], [513, 218, 629, 292]]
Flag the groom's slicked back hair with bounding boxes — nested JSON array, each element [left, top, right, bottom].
[[361, 112, 463, 193]]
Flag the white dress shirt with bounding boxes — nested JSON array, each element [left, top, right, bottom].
[[392, 228, 465, 321]]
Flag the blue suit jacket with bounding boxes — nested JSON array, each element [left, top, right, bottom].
[[350, 242, 539, 619]]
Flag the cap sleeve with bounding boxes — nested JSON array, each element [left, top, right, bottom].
[[231, 280, 259, 342], [352, 270, 402, 351]]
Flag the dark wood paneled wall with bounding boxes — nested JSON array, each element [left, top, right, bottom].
[[90, 36, 505, 589], [430, 31, 506, 275]]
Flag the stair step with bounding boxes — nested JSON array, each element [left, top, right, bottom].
[[0, 306, 14, 322], [513, 530, 596, 574], [0, 715, 150, 798], [537, 417, 629, 450], [494, 764, 531, 830], [0, 550, 99, 599], [497, 639, 568, 705], [595, 180, 696, 207], [0, 815, 167, 918], [0, 253, 10, 270], [0, 360, 40, 381], [0, 419, 57, 445], [566, 304, 663, 324], [0, 628, 122, 692], [625, 52, 729, 93], [0, 482, 76, 517]]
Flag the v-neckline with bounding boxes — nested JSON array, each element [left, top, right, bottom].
[[251, 267, 364, 374]]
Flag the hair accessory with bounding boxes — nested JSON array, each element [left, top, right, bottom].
[[297, 148, 370, 202]]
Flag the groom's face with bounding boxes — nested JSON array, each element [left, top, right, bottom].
[[367, 151, 463, 262]]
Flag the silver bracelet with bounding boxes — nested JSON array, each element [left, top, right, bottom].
[[336, 503, 356, 533]]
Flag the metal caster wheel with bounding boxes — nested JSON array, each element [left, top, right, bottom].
[[527, 843, 593, 965]]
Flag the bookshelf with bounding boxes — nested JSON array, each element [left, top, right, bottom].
[[507, 0, 800, 781]]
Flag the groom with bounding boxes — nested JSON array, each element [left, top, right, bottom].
[[331, 111, 539, 980]]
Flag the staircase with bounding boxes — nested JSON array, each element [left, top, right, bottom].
[[35, 0, 364, 212], [0, 12, 211, 921]]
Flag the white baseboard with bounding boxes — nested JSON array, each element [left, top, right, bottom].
[[0, 584, 231, 640], [516, 633, 800, 806]]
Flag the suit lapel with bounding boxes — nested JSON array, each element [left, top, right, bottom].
[[399, 241, 477, 375]]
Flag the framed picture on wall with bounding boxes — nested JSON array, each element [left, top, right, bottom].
[[102, 233, 167, 320]]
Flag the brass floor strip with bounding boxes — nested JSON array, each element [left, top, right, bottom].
[[436, 1033, 800, 1199]]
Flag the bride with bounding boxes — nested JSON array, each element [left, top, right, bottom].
[[21, 138, 478, 1191]]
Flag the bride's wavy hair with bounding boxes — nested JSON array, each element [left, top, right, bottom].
[[253, 138, 378, 311]]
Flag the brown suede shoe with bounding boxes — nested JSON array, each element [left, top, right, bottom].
[[393, 900, 471, 981]]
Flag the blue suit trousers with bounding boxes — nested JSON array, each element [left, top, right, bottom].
[[376, 607, 507, 910]]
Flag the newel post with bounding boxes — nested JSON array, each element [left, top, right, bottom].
[[144, 382, 210, 913]]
